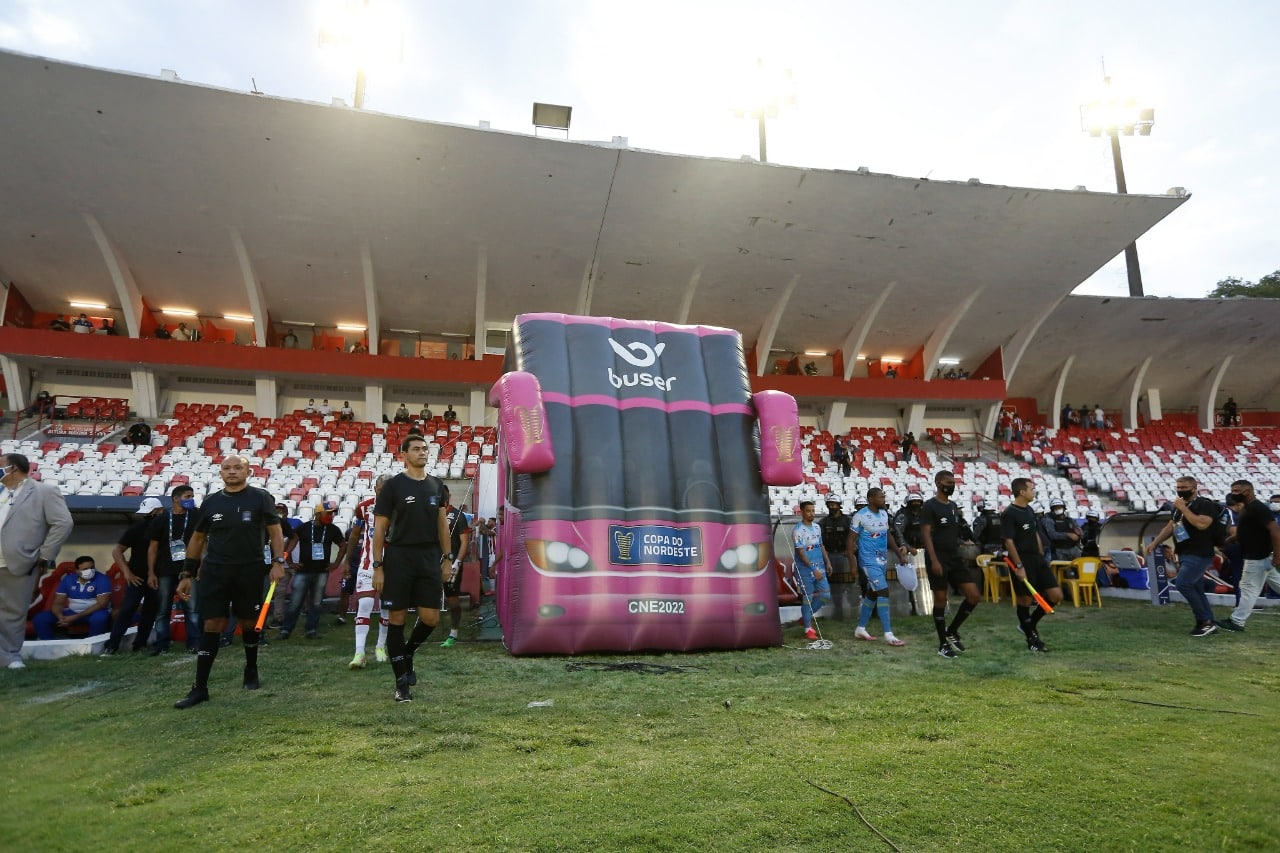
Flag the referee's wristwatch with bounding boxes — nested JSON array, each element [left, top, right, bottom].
[[273, 556, 287, 564], [1015, 562, 1024, 570], [372, 560, 384, 568]]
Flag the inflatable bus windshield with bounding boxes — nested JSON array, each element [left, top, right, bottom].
[[489, 313, 801, 655]]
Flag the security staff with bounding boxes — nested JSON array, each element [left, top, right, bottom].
[[1041, 498, 1082, 562], [173, 455, 285, 709], [819, 497, 855, 620]]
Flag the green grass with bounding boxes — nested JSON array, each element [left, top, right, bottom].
[[3, 600, 1278, 852]]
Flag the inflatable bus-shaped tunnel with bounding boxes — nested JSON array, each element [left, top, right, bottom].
[[489, 313, 802, 655]]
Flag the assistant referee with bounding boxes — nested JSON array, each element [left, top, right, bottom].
[[372, 434, 452, 703], [174, 455, 285, 709]]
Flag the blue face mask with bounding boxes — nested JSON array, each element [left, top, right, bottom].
[[180, 498, 197, 510]]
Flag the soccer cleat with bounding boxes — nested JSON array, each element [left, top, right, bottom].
[[305, 630, 318, 639], [174, 685, 210, 709], [375, 647, 389, 663], [7, 659, 27, 670], [883, 632, 905, 647], [945, 631, 966, 653], [349, 653, 366, 669], [243, 667, 260, 690], [937, 645, 959, 659], [394, 686, 413, 703], [803, 627, 819, 641], [98, 646, 118, 657], [1190, 622, 1218, 637], [333, 616, 346, 626], [440, 636, 457, 648], [1026, 632, 1049, 653], [405, 668, 417, 686], [277, 631, 290, 640], [1216, 619, 1244, 633], [853, 627, 878, 642]]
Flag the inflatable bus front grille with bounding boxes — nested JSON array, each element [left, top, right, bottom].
[[489, 313, 800, 655]]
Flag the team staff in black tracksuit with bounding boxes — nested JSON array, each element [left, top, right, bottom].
[[173, 455, 285, 709], [1001, 477, 1063, 652], [371, 434, 452, 703]]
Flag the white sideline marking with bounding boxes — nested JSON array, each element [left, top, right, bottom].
[[26, 681, 106, 705]]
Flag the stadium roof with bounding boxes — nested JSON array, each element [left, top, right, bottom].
[[2, 49, 1271, 414]]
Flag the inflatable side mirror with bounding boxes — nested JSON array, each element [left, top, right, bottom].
[[489, 371, 555, 474], [753, 390, 802, 486]]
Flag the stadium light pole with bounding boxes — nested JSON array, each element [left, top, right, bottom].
[[318, 0, 403, 109], [1080, 76, 1155, 297], [731, 58, 796, 163]]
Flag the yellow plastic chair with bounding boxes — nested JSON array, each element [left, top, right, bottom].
[[977, 554, 999, 602], [1063, 557, 1102, 607]]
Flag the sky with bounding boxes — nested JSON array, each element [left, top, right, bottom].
[[1, 0, 1276, 299]]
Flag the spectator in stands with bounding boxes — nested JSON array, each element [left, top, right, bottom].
[[48, 314, 71, 331], [899, 431, 916, 463], [439, 486, 472, 648], [278, 501, 346, 640], [23, 390, 54, 418], [1145, 475, 1226, 637], [146, 485, 201, 655], [1055, 452, 1073, 478], [349, 341, 368, 354], [419, 404, 433, 420], [1060, 404, 1073, 430], [996, 410, 1011, 442], [1093, 405, 1105, 430], [99, 319, 116, 335], [393, 403, 411, 424], [34, 556, 111, 639], [319, 399, 332, 417], [72, 313, 94, 333], [281, 329, 299, 348], [304, 398, 317, 414], [101, 498, 166, 655], [1218, 480, 1280, 632], [443, 404, 458, 422], [831, 439, 850, 478], [338, 401, 354, 422], [152, 326, 172, 340], [1222, 397, 1239, 427], [172, 322, 193, 342], [0, 452, 74, 668], [803, 361, 818, 376], [1041, 499, 1082, 562], [884, 365, 898, 379], [1010, 415, 1024, 443], [124, 418, 152, 447]]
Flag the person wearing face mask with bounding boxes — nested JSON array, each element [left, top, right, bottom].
[[278, 500, 347, 640], [0, 452, 74, 668], [1041, 499, 1083, 563], [1145, 475, 1228, 637], [921, 470, 982, 657], [34, 556, 112, 640], [1217, 480, 1280, 632], [145, 485, 201, 655]]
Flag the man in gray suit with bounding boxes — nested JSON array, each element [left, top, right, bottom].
[[0, 453, 74, 669]]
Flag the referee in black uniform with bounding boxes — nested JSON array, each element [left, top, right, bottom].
[[174, 455, 286, 709], [1001, 477, 1063, 652], [372, 434, 452, 703]]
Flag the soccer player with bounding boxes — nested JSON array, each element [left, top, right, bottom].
[[1001, 477, 1062, 652], [173, 455, 286, 709], [791, 500, 832, 641], [347, 475, 392, 668], [921, 470, 982, 658], [849, 488, 907, 646], [371, 435, 452, 703]]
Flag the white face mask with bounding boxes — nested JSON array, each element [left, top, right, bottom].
[[79, 568, 96, 581], [1271, 502, 1280, 513]]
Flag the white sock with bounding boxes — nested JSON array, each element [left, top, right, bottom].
[[448, 629, 458, 639], [354, 597, 375, 654], [376, 611, 388, 649]]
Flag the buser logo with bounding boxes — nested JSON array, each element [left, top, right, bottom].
[[607, 337, 677, 391]]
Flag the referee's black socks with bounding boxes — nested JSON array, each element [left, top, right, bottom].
[[1028, 604, 1046, 631], [242, 628, 259, 669], [932, 605, 948, 645], [948, 600, 976, 636], [1016, 605, 1031, 633], [405, 620, 434, 656], [195, 631, 220, 689], [387, 623, 408, 681]]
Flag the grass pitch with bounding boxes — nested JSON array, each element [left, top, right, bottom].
[[2, 599, 1277, 852]]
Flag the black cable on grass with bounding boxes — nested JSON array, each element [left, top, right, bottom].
[[805, 779, 902, 852], [564, 661, 706, 674], [1051, 687, 1261, 716]]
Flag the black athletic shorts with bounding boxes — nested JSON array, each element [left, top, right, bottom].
[[927, 553, 975, 593], [1019, 558, 1058, 597], [381, 543, 444, 611], [197, 561, 269, 622]]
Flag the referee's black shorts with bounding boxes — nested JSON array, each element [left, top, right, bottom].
[[1021, 557, 1059, 595], [381, 543, 444, 612], [197, 561, 269, 622], [927, 553, 974, 593]]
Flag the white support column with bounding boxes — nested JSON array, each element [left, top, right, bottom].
[[468, 388, 489, 427], [473, 247, 487, 360], [1003, 295, 1069, 386], [903, 402, 927, 439], [1145, 388, 1162, 423], [824, 401, 847, 435], [231, 228, 270, 348], [361, 241, 379, 349], [0, 354, 30, 412], [84, 213, 145, 338], [1198, 357, 1233, 431], [675, 265, 702, 325], [1123, 357, 1153, 429], [1049, 355, 1076, 432], [840, 282, 895, 380], [978, 402, 1002, 439], [754, 275, 800, 377], [130, 368, 159, 419], [921, 287, 983, 381], [255, 377, 278, 419], [364, 385, 384, 426]]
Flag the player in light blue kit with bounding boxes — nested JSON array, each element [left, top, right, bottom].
[[850, 487, 909, 646], [792, 500, 832, 641]]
